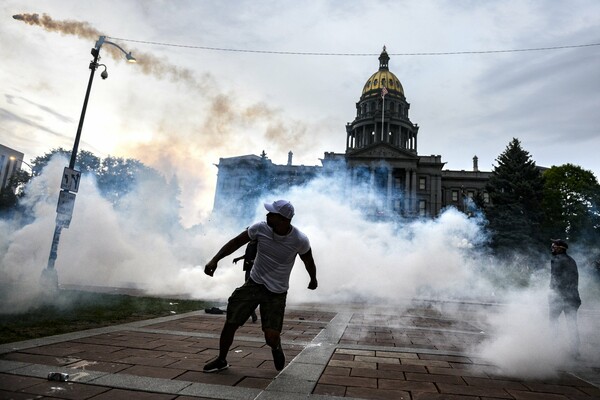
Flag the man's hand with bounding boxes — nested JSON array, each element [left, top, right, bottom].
[[204, 231, 251, 277], [308, 278, 318, 290], [204, 260, 218, 277]]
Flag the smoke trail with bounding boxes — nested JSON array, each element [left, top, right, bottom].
[[12, 13, 213, 92], [13, 13, 102, 39], [13, 12, 320, 222], [12, 13, 314, 150]]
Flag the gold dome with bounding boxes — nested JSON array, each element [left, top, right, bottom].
[[361, 47, 404, 97]]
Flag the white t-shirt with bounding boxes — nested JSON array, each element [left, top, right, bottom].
[[248, 221, 311, 293]]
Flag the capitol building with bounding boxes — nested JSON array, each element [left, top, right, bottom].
[[213, 48, 491, 220]]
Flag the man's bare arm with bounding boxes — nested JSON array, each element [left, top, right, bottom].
[[205, 231, 251, 276], [299, 248, 318, 290]]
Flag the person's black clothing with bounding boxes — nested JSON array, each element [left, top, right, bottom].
[[549, 251, 581, 356], [550, 253, 581, 307], [242, 240, 258, 271]]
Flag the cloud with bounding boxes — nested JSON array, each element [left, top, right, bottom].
[[0, 107, 69, 139], [5, 94, 73, 123]]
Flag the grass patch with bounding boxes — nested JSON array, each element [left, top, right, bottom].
[[0, 288, 210, 344]]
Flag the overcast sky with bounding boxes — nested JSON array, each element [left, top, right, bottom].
[[1, 0, 599, 224]]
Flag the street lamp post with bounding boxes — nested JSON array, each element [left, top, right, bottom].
[[41, 36, 136, 290], [8, 156, 34, 179], [8, 156, 34, 172]]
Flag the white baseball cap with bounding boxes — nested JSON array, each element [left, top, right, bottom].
[[264, 200, 295, 219]]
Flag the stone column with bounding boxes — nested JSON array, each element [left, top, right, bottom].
[[404, 169, 410, 213], [411, 170, 417, 213], [387, 169, 393, 211]]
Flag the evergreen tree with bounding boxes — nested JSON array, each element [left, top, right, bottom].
[[485, 138, 545, 253]]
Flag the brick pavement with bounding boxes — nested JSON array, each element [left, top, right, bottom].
[[0, 301, 598, 399]]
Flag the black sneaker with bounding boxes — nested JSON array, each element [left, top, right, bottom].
[[203, 357, 229, 373], [272, 346, 285, 371]]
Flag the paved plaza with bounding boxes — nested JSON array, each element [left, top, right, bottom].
[[1, 299, 599, 399]]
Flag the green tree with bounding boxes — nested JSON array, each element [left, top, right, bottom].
[[0, 170, 31, 212], [97, 156, 155, 206], [542, 164, 600, 246], [31, 148, 100, 176], [485, 138, 545, 253]]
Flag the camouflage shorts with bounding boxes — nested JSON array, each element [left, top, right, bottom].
[[226, 279, 287, 332]]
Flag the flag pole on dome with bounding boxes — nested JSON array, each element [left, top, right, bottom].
[[381, 86, 388, 140]]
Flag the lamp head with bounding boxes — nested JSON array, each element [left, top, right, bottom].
[[99, 64, 108, 80], [126, 52, 136, 63]]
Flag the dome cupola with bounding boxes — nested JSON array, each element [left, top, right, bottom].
[[361, 46, 404, 98]]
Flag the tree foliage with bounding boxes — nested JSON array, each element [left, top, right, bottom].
[[0, 170, 31, 212], [485, 138, 545, 253], [31, 148, 100, 176], [542, 163, 600, 246], [97, 156, 160, 206]]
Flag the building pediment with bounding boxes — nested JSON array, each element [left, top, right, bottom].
[[347, 143, 419, 160]]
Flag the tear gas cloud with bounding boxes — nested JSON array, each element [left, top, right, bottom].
[[1, 156, 599, 378]]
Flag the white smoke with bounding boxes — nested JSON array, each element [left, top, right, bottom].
[[1, 157, 598, 378]]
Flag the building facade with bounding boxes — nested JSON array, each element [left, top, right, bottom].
[[213, 48, 491, 219], [0, 144, 25, 190]]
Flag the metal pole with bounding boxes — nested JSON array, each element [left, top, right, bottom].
[[41, 46, 100, 291], [69, 48, 100, 169]]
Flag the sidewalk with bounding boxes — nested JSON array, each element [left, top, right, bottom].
[[1, 300, 598, 399]]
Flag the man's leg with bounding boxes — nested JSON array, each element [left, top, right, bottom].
[[204, 282, 258, 373], [244, 270, 258, 322], [219, 322, 239, 360], [548, 299, 562, 338], [264, 328, 285, 371], [264, 328, 281, 348], [564, 306, 580, 357], [203, 322, 237, 373], [260, 291, 287, 371], [249, 283, 288, 371]]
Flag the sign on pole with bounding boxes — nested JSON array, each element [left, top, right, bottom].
[[57, 190, 76, 216], [61, 167, 81, 193], [56, 190, 76, 229]]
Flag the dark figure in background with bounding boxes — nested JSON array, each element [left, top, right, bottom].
[[203, 200, 318, 373], [549, 239, 581, 356], [232, 239, 258, 322]]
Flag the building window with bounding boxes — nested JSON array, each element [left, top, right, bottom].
[[419, 177, 426, 190], [395, 199, 402, 210], [483, 192, 490, 203], [467, 191, 474, 198], [419, 200, 426, 216], [373, 79, 378, 86], [452, 190, 458, 202]]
